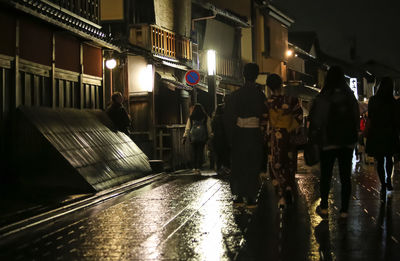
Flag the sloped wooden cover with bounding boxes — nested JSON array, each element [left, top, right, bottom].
[[16, 107, 151, 192]]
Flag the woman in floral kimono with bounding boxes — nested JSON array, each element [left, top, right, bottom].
[[265, 74, 303, 208]]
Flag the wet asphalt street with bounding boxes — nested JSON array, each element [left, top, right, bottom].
[[0, 154, 400, 260]]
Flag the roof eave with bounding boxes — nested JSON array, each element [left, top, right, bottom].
[[264, 4, 294, 27], [192, 0, 250, 28], [7, 0, 120, 51]]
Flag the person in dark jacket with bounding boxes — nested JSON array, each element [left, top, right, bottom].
[[366, 77, 400, 197], [309, 66, 359, 219], [224, 63, 268, 208], [106, 92, 131, 135], [211, 104, 230, 173]]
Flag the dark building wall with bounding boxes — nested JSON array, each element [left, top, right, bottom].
[[83, 43, 103, 77], [0, 7, 108, 173], [0, 12, 15, 56], [154, 0, 191, 37], [173, 0, 191, 38], [55, 33, 80, 73], [0, 11, 105, 110], [19, 17, 52, 66], [155, 84, 180, 125]]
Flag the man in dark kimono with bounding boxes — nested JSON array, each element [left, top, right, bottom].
[[107, 92, 131, 136], [224, 63, 267, 207]]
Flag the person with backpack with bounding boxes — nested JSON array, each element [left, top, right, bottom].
[[183, 103, 211, 173], [309, 66, 360, 219], [224, 63, 268, 208], [366, 77, 400, 197]]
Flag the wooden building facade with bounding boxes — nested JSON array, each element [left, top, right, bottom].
[[0, 0, 118, 171]]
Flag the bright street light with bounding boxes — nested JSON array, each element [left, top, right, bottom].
[[207, 50, 216, 76], [286, 50, 293, 57], [106, 58, 117, 69], [139, 64, 154, 92]]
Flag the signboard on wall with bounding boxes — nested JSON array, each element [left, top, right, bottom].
[[350, 78, 358, 99], [100, 0, 124, 21], [127, 56, 154, 94]]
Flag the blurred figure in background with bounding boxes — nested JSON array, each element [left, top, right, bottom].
[[366, 77, 400, 197], [211, 104, 230, 174], [107, 92, 131, 135]]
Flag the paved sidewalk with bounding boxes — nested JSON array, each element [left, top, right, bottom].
[[238, 154, 400, 260], [0, 156, 399, 260]]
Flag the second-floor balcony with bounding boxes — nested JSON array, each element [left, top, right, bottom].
[[129, 24, 192, 61]]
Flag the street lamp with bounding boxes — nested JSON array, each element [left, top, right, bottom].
[[106, 58, 117, 99], [106, 58, 117, 69], [139, 64, 154, 92], [207, 50, 216, 76], [207, 49, 217, 113], [286, 49, 293, 57]]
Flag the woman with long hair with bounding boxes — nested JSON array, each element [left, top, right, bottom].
[[183, 103, 211, 173], [366, 77, 400, 197], [309, 66, 359, 218]]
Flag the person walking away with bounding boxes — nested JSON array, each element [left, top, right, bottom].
[[358, 112, 368, 163], [107, 92, 131, 136], [211, 104, 230, 174], [309, 66, 359, 219], [183, 103, 211, 173], [366, 77, 400, 198], [224, 63, 267, 208], [265, 74, 303, 208]]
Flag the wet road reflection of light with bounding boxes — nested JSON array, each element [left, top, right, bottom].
[[197, 195, 224, 261], [139, 178, 236, 260], [296, 160, 337, 261], [352, 150, 358, 173]]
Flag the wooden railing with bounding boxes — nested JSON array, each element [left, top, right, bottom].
[[155, 125, 191, 170], [151, 26, 176, 57], [129, 24, 192, 61], [176, 36, 192, 61], [48, 0, 100, 24], [199, 51, 241, 79]]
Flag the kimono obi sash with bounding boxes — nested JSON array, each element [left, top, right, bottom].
[[269, 108, 299, 132], [236, 117, 260, 128]]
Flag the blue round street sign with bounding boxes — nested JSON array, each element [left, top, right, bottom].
[[185, 70, 200, 86]]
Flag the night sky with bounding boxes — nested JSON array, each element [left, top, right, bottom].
[[273, 0, 400, 71]]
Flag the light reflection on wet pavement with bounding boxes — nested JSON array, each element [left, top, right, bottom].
[[0, 155, 399, 260]]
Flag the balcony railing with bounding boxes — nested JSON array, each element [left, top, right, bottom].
[[48, 0, 100, 24], [199, 51, 241, 80], [129, 24, 192, 61]]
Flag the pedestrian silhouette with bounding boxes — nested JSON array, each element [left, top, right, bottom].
[[309, 66, 359, 219], [264, 74, 303, 208], [366, 77, 400, 197], [224, 63, 267, 208], [210, 104, 230, 174], [106, 92, 131, 135], [182, 103, 211, 173]]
